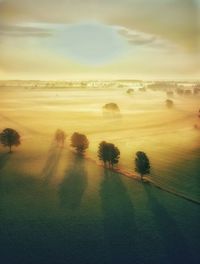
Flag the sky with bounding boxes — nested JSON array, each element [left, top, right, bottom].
[[0, 0, 199, 80]]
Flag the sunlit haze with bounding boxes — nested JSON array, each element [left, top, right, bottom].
[[0, 0, 199, 80], [0, 1, 200, 263]]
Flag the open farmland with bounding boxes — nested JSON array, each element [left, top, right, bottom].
[[0, 82, 200, 264]]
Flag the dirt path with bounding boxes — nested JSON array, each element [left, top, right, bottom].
[[83, 153, 200, 205]]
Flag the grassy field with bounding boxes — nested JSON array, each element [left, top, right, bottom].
[[0, 85, 200, 263]]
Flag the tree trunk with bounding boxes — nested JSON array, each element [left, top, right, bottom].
[[9, 145, 12, 153]]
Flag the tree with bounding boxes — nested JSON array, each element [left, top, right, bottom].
[[98, 141, 109, 166], [126, 88, 134, 94], [135, 151, 150, 180], [166, 91, 174, 98], [71, 132, 89, 155], [103, 103, 120, 115], [138, 87, 146, 92], [193, 86, 200, 95], [98, 141, 120, 168], [176, 87, 184, 95], [55, 129, 67, 147], [109, 143, 120, 167], [194, 109, 200, 129], [165, 99, 174, 109], [0, 128, 21, 153], [185, 90, 192, 96]]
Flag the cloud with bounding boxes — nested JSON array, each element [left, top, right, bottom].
[[118, 28, 156, 45], [0, 0, 199, 78], [0, 23, 52, 37], [0, 0, 198, 52], [107, 0, 199, 53], [116, 26, 178, 51]]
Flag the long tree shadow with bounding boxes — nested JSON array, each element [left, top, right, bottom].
[[41, 140, 63, 184], [143, 184, 194, 264], [58, 154, 88, 210], [0, 153, 10, 171], [0, 171, 67, 264], [100, 169, 140, 264]]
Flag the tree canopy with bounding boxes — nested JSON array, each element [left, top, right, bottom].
[[126, 88, 134, 94], [135, 151, 150, 180], [0, 128, 21, 152], [166, 91, 174, 98], [102, 102, 120, 118], [55, 129, 67, 147], [166, 99, 174, 108], [71, 132, 89, 155], [98, 141, 120, 168]]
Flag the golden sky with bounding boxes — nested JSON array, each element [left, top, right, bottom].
[[0, 0, 199, 80]]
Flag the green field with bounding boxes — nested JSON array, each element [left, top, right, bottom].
[[0, 85, 199, 263]]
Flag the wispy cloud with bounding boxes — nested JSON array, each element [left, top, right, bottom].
[[0, 23, 52, 37], [116, 26, 178, 51], [0, 0, 199, 79], [0, 0, 198, 50]]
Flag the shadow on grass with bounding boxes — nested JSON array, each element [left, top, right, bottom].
[[100, 169, 140, 264], [0, 171, 66, 264], [143, 184, 194, 264], [0, 153, 10, 170], [41, 140, 63, 183], [58, 154, 88, 210], [0, 156, 93, 264]]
